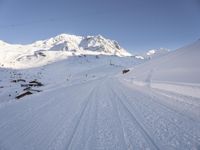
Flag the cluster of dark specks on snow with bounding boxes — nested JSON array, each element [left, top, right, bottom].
[[15, 80, 43, 99], [0, 67, 45, 100]]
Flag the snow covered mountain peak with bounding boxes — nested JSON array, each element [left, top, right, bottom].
[[79, 34, 129, 56], [0, 33, 132, 68], [29, 33, 132, 56], [31, 34, 82, 50], [51, 33, 83, 44]]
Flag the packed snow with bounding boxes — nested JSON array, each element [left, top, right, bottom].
[[0, 34, 200, 150]]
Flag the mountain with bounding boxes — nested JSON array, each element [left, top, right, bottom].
[[0, 34, 132, 68], [79, 35, 129, 56], [29, 34, 131, 56], [31, 34, 83, 51], [134, 48, 169, 60]]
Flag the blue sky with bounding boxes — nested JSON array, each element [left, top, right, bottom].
[[0, 0, 200, 52]]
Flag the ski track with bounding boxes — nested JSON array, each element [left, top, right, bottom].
[[109, 85, 159, 150], [0, 77, 200, 150], [114, 78, 200, 149], [122, 79, 200, 122]]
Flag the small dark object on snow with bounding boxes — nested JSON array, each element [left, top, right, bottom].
[[21, 80, 43, 87], [23, 87, 41, 92], [95, 55, 99, 59], [21, 84, 30, 87], [36, 51, 46, 57], [23, 87, 31, 91], [29, 80, 43, 86], [0, 86, 3, 88], [16, 91, 32, 99], [122, 69, 130, 74], [11, 79, 26, 83]]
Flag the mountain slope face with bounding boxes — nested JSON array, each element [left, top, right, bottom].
[[33, 34, 131, 56], [125, 39, 200, 83], [123, 39, 200, 98], [0, 34, 131, 68]]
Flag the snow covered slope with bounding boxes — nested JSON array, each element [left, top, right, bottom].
[[124, 39, 200, 98], [135, 48, 169, 60], [0, 34, 131, 68], [0, 37, 200, 149]]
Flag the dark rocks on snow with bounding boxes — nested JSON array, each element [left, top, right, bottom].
[[122, 69, 130, 74], [11, 79, 26, 83], [16, 91, 33, 99], [21, 80, 43, 87], [16, 80, 43, 99]]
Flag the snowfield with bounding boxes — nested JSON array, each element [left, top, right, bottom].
[[0, 34, 200, 150]]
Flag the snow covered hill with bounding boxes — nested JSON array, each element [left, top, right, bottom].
[[0, 34, 132, 68], [123, 39, 200, 98], [135, 48, 169, 60]]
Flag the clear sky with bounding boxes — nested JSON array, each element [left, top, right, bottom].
[[0, 0, 200, 52]]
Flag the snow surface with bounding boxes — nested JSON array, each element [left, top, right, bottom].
[[0, 35, 200, 150]]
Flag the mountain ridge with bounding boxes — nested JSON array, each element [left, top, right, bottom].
[[0, 34, 132, 57], [0, 33, 135, 68]]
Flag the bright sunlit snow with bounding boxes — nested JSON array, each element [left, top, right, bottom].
[[0, 34, 200, 150]]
